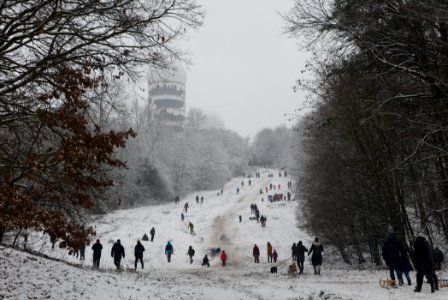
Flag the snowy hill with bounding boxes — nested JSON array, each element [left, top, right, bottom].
[[1, 170, 447, 299]]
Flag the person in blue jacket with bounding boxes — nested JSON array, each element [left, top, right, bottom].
[[165, 241, 174, 263]]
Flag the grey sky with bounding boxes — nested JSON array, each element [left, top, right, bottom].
[[184, 0, 309, 139]]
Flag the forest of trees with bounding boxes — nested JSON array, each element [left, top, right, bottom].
[[0, 0, 202, 247], [102, 105, 250, 210], [286, 0, 448, 264]]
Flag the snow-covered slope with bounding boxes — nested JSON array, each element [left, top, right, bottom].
[[1, 170, 447, 299]]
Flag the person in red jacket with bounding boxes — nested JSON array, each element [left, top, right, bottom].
[[253, 244, 260, 263], [273, 249, 278, 263], [220, 250, 228, 266]]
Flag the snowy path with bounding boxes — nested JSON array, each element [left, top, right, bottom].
[[2, 170, 447, 299]]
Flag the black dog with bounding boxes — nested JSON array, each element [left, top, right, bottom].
[[270, 266, 278, 274]]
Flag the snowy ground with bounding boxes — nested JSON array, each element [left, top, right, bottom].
[[1, 170, 447, 299]]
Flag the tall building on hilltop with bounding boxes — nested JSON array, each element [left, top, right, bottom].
[[148, 63, 187, 129]]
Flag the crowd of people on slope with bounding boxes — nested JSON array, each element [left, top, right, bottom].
[[382, 232, 445, 293]]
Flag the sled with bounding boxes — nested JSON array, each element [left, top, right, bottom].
[[379, 279, 397, 288]]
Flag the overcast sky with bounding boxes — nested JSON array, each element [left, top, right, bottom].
[[183, 0, 309, 139]]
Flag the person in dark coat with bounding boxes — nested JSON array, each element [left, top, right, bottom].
[[91, 239, 103, 268], [291, 243, 297, 261], [111, 239, 125, 271], [308, 237, 324, 275], [187, 245, 195, 264], [296, 241, 308, 274], [381, 233, 404, 284], [165, 241, 174, 263], [253, 244, 260, 263], [413, 236, 436, 293], [433, 247, 444, 271], [150, 227, 155, 242], [79, 244, 86, 261], [134, 240, 145, 270], [202, 254, 210, 267], [399, 248, 413, 285]]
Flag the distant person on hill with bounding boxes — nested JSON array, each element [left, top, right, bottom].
[[187, 245, 195, 264], [111, 239, 125, 271], [134, 240, 145, 270], [165, 241, 174, 263], [220, 250, 228, 266], [267, 242, 273, 263], [196, 195, 199, 203], [296, 241, 308, 274], [201, 196, 204, 203], [91, 239, 103, 268], [239, 215, 242, 223], [273, 249, 278, 263], [253, 244, 260, 263], [188, 222, 194, 234], [291, 243, 297, 261], [236, 187, 239, 194], [184, 202, 189, 213], [150, 227, 155, 242], [202, 254, 210, 267], [79, 244, 86, 261], [308, 237, 324, 275], [181, 212, 184, 221]]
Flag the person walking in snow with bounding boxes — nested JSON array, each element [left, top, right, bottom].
[[187, 245, 195, 264], [184, 202, 189, 213], [165, 241, 174, 263], [291, 243, 297, 261], [201, 196, 204, 203], [220, 250, 228, 266], [308, 237, 324, 275], [239, 215, 242, 223], [150, 227, 155, 242], [92, 239, 103, 268], [433, 247, 444, 271], [413, 236, 436, 293], [267, 242, 273, 263], [111, 239, 125, 271], [273, 249, 278, 263], [287, 192, 291, 201], [296, 241, 308, 274], [202, 254, 210, 267], [400, 247, 413, 286], [181, 212, 184, 221], [248, 179, 252, 186], [79, 244, 86, 261], [236, 187, 240, 194], [196, 195, 199, 203], [134, 240, 145, 270], [253, 244, 260, 263], [188, 222, 194, 234], [382, 232, 404, 284]]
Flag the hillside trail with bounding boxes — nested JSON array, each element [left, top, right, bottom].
[[209, 178, 270, 266]]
